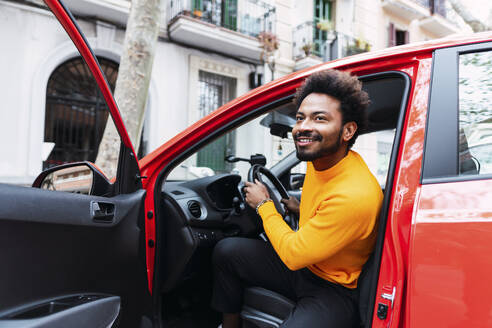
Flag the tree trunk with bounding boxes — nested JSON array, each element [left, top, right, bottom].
[[447, 0, 490, 32], [95, 0, 162, 178]]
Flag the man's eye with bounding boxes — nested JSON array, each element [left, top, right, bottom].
[[315, 116, 326, 121], [295, 116, 303, 121]]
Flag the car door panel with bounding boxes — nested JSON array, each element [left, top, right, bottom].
[[0, 295, 120, 328], [0, 184, 149, 326]]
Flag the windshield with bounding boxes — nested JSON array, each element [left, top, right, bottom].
[[168, 108, 298, 181]]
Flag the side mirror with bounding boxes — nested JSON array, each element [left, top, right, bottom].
[[32, 162, 112, 196]]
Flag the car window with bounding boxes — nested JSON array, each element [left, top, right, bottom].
[[282, 129, 395, 189], [0, 4, 121, 191], [353, 129, 395, 186], [458, 50, 492, 176], [168, 110, 296, 181]]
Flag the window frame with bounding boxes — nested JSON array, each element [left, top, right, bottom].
[[44, 56, 118, 170], [421, 41, 492, 184]]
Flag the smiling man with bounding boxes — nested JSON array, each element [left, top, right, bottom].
[[212, 69, 383, 328]]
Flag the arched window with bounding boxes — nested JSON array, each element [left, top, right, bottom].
[[43, 57, 119, 169]]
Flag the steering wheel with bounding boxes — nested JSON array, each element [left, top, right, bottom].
[[247, 164, 299, 231]]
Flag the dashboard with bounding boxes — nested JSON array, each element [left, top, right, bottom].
[[160, 174, 260, 291]]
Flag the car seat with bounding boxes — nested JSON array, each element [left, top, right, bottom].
[[240, 254, 376, 328]]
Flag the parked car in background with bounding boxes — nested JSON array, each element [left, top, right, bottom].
[[1, 1, 492, 327]]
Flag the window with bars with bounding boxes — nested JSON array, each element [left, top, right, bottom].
[[43, 57, 118, 169], [196, 70, 237, 173]]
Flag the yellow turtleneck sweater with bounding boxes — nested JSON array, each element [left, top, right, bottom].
[[257, 150, 383, 288]]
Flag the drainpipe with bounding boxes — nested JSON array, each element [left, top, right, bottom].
[[323, 30, 338, 62]]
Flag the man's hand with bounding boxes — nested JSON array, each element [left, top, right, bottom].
[[244, 179, 270, 209], [281, 196, 300, 215]]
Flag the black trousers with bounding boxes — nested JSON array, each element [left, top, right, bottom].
[[211, 237, 359, 328]]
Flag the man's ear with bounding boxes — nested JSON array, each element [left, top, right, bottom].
[[342, 122, 357, 142]]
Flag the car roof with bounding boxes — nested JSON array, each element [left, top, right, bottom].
[[321, 31, 492, 69]]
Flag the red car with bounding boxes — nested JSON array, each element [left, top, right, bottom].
[[1, 1, 492, 327]]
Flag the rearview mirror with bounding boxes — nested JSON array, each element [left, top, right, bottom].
[[260, 111, 296, 138], [32, 162, 112, 196]]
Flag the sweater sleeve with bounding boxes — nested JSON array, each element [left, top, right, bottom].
[[257, 194, 378, 271]]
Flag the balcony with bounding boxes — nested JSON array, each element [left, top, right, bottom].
[[293, 22, 371, 70], [382, 0, 458, 38], [167, 0, 276, 61], [63, 0, 131, 26], [415, 0, 460, 36], [413, 0, 447, 17], [419, 14, 459, 37], [382, 0, 447, 21], [381, 0, 429, 21]]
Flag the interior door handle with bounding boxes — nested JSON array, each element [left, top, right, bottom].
[[90, 201, 115, 222]]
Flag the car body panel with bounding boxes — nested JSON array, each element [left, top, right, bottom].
[[370, 57, 432, 327], [410, 179, 492, 327]]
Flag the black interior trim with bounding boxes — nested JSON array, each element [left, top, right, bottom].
[[0, 184, 142, 226], [0, 185, 151, 327], [0, 295, 120, 328], [421, 47, 459, 180], [116, 144, 143, 194]]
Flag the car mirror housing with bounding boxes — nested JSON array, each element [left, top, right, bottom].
[[32, 162, 113, 196], [260, 111, 295, 139]]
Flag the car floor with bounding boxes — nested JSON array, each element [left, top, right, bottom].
[[162, 262, 221, 328]]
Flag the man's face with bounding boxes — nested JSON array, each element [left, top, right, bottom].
[[292, 93, 344, 162]]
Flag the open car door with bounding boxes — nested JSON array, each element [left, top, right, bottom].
[[0, 1, 152, 327]]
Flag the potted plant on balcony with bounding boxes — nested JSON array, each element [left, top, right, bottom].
[[315, 19, 336, 42], [301, 42, 313, 56], [258, 31, 279, 80], [316, 19, 333, 32], [346, 37, 371, 56], [193, 9, 203, 17]]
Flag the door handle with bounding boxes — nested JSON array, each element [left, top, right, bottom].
[[90, 201, 115, 222]]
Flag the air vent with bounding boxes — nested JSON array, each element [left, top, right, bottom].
[[187, 201, 202, 218]]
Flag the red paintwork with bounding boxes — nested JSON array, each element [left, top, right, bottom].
[[409, 180, 492, 327], [370, 57, 433, 328]]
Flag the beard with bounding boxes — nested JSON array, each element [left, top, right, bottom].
[[294, 128, 344, 161]]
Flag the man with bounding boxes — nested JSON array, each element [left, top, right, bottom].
[[211, 69, 383, 328]]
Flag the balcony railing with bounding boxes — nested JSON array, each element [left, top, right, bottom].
[[167, 0, 276, 37], [292, 21, 326, 59], [413, 0, 447, 17], [293, 22, 371, 61]]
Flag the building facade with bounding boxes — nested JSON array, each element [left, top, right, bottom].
[[0, 0, 464, 184]]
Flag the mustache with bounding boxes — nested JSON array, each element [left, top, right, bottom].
[[294, 132, 322, 141]]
